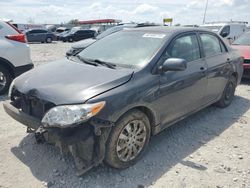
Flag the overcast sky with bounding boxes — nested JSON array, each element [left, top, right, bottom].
[[0, 0, 249, 25]]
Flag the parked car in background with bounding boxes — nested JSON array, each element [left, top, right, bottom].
[[55, 27, 69, 33], [0, 21, 33, 94], [231, 32, 250, 78], [55, 29, 70, 40], [200, 21, 247, 42], [4, 27, 243, 175], [25, 29, 56, 43], [66, 23, 160, 56], [60, 29, 97, 42]]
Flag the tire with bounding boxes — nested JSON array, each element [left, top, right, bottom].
[[46, 37, 52, 43], [215, 75, 237, 108], [0, 65, 12, 95], [105, 109, 151, 169], [68, 37, 73, 42]]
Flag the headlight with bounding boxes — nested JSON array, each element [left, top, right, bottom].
[[42, 101, 105, 128]]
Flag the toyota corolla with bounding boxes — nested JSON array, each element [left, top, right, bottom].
[[3, 27, 243, 175]]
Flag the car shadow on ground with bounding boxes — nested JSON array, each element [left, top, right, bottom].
[[28, 41, 58, 44], [11, 95, 250, 188]]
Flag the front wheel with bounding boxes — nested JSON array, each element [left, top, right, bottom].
[[0, 65, 12, 95], [215, 75, 237, 108], [105, 109, 151, 169]]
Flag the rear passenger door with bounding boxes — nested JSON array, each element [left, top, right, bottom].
[[38, 30, 47, 41], [157, 33, 208, 126], [199, 32, 231, 102]]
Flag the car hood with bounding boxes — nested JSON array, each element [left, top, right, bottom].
[[231, 45, 250, 59], [14, 59, 134, 105], [71, 38, 97, 49]]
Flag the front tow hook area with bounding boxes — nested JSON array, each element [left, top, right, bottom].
[[33, 125, 111, 176], [34, 127, 47, 144]]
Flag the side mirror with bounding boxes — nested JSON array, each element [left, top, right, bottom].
[[159, 58, 187, 72], [221, 32, 229, 38]]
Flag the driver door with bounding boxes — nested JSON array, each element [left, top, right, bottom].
[[156, 33, 208, 126]]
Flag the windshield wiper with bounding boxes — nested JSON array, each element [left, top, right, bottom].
[[91, 59, 117, 69], [75, 55, 98, 66]]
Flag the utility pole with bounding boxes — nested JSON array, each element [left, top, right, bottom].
[[202, 0, 209, 24]]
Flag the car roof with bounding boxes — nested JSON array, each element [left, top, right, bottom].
[[124, 26, 211, 34], [27, 28, 47, 31], [76, 29, 95, 31]]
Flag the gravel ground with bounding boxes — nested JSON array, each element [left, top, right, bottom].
[[0, 42, 250, 188]]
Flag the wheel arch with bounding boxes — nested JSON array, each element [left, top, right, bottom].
[[114, 105, 158, 135], [0, 57, 15, 78]]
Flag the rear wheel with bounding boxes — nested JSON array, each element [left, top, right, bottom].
[[215, 75, 237, 108], [105, 110, 151, 169], [68, 37, 73, 42], [0, 65, 12, 95]]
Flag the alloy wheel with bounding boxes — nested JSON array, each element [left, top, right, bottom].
[[116, 120, 147, 162], [225, 82, 234, 101]]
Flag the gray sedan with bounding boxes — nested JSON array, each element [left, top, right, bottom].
[[25, 29, 56, 43]]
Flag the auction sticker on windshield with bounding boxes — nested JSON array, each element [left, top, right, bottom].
[[143, 33, 166, 38]]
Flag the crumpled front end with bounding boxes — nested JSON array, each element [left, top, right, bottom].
[[3, 88, 113, 176]]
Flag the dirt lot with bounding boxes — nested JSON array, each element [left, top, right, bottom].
[[0, 42, 250, 188]]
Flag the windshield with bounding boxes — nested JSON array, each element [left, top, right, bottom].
[[96, 24, 137, 39], [70, 27, 80, 34], [232, 33, 250, 45], [200, 25, 222, 33], [78, 31, 167, 68], [96, 26, 124, 39]]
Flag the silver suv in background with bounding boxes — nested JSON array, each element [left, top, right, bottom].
[[0, 21, 33, 94]]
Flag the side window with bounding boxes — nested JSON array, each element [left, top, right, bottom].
[[200, 34, 222, 57], [76, 30, 83, 34], [0, 24, 3, 30], [40, 30, 47, 33], [167, 34, 200, 62], [32, 30, 41, 34], [220, 26, 230, 37]]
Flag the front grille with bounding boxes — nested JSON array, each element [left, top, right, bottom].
[[244, 59, 250, 64], [11, 89, 55, 120]]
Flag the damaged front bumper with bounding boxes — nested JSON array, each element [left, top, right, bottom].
[[3, 100, 112, 176]]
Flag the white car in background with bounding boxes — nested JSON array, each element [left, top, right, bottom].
[[0, 21, 33, 94], [200, 21, 247, 43]]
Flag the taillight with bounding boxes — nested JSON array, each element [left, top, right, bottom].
[[5, 34, 27, 43]]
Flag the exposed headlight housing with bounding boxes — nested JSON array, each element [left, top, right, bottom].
[[42, 101, 105, 128]]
